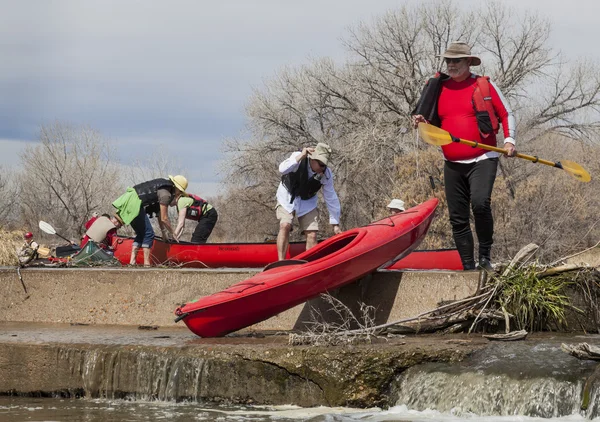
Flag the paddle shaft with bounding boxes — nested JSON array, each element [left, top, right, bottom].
[[45, 230, 73, 244], [450, 136, 563, 169]]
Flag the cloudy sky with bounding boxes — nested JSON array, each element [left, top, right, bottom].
[[1, 0, 598, 196]]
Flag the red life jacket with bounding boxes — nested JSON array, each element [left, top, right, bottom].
[[184, 194, 209, 221], [472, 76, 499, 137]]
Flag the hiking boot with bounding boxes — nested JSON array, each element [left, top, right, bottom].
[[477, 257, 494, 272], [462, 260, 476, 271]]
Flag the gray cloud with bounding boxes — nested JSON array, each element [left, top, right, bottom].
[[1, 0, 598, 195]]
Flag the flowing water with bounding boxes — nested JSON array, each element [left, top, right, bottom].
[[0, 397, 598, 421], [393, 335, 600, 420], [1, 323, 600, 421]]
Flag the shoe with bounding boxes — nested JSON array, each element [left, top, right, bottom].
[[462, 261, 476, 271], [478, 257, 494, 272]]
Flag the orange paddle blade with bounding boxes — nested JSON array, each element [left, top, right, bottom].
[[561, 160, 591, 183], [417, 123, 453, 146]]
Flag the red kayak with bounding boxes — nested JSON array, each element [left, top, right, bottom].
[[174, 198, 438, 337]]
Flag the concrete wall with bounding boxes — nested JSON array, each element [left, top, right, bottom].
[[0, 267, 479, 331]]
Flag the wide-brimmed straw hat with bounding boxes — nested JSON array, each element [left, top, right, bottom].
[[442, 41, 481, 66], [168, 175, 188, 192], [387, 199, 405, 211], [309, 143, 332, 166]]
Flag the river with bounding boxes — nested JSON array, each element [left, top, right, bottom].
[[0, 396, 597, 421]]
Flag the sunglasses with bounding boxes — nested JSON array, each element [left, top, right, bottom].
[[444, 58, 464, 64], [315, 160, 327, 169]]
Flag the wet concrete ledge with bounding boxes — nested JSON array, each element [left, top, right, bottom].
[[0, 322, 486, 407], [0, 267, 479, 330]]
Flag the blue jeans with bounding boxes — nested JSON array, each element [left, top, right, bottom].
[[130, 208, 155, 248]]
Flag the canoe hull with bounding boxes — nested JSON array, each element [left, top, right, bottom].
[[112, 237, 306, 268], [176, 198, 439, 337], [113, 236, 462, 271], [384, 249, 463, 271]]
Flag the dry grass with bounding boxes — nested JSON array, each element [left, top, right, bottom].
[[0, 229, 25, 266]]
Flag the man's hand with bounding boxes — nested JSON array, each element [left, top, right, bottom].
[[503, 142, 516, 157], [299, 147, 315, 161], [412, 114, 427, 128], [332, 225, 342, 235]]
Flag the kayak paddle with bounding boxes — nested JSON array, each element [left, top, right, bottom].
[[38, 221, 74, 244], [417, 123, 591, 183]]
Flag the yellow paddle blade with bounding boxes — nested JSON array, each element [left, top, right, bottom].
[[561, 160, 591, 183], [417, 123, 453, 146]]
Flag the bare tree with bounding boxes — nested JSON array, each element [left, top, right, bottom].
[[219, 0, 600, 259], [122, 144, 185, 186], [0, 166, 19, 226], [19, 122, 123, 240]]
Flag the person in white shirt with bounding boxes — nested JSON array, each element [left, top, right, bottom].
[[276, 143, 342, 260]]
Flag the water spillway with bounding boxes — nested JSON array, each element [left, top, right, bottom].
[[391, 337, 600, 419], [0, 322, 478, 408]]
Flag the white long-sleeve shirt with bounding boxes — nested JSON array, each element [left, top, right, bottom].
[[276, 151, 341, 225]]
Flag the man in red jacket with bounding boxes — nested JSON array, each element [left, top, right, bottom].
[[412, 41, 516, 271]]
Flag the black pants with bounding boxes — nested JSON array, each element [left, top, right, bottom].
[[444, 158, 498, 266], [191, 208, 218, 244]]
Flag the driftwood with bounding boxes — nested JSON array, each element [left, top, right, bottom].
[[549, 239, 600, 267], [537, 263, 585, 278], [503, 243, 539, 276], [483, 329, 528, 341], [562, 343, 600, 411], [561, 342, 600, 360], [382, 310, 481, 334], [289, 244, 599, 346]]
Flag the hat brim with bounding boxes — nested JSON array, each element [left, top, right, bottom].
[[309, 154, 328, 167], [168, 175, 187, 192], [442, 53, 481, 66]]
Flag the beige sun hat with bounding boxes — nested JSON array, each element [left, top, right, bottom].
[[309, 143, 332, 166], [168, 175, 188, 192], [387, 199, 405, 211], [442, 41, 481, 66]]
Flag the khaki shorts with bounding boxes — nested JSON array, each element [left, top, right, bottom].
[[276, 206, 319, 233]]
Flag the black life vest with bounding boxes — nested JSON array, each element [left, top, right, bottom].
[[133, 178, 175, 217], [182, 194, 210, 221], [281, 157, 323, 203], [412, 72, 449, 128]]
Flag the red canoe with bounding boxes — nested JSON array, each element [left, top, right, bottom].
[[386, 249, 463, 271], [113, 235, 462, 271], [112, 236, 307, 268], [174, 198, 438, 337]]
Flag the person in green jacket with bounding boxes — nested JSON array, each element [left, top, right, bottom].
[[113, 175, 188, 266]]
